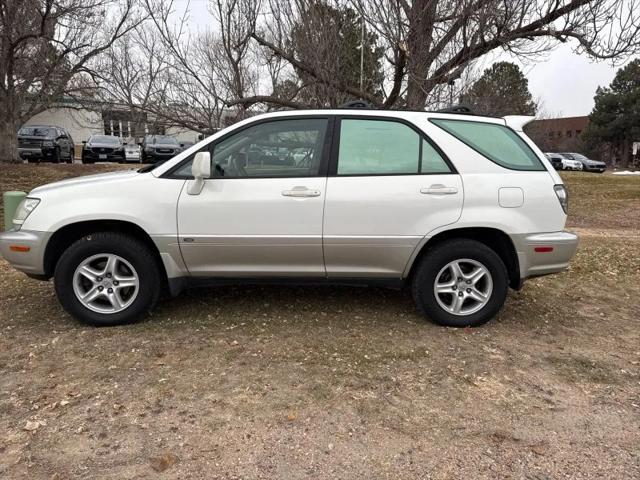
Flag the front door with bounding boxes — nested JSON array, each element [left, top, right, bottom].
[[323, 117, 464, 277], [177, 117, 331, 277]]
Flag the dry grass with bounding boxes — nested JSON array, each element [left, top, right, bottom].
[[1, 165, 639, 479]]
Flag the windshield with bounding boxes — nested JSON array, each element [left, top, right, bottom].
[[19, 127, 53, 136], [147, 135, 179, 145], [569, 153, 588, 160], [90, 135, 120, 144]]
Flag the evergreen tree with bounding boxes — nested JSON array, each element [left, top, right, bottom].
[[460, 62, 536, 117]]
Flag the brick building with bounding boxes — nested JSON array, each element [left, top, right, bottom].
[[524, 116, 589, 153]]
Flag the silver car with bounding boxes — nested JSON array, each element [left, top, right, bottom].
[[1, 109, 578, 328]]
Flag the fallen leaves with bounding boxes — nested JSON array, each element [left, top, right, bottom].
[[149, 452, 179, 472]]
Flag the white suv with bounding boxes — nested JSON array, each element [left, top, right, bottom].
[[0, 109, 578, 327]]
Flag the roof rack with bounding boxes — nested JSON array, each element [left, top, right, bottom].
[[338, 100, 376, 109], [436, 105, 474, 115]]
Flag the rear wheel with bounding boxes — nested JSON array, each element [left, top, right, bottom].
[[412, 239, 509, 327], [54, 232, 162, 326]]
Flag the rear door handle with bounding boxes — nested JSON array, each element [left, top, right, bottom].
[[420, 184, 458, 195], [282, 186, 321, 198]]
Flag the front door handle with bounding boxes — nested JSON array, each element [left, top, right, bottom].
[[420, 184, 459, 195], [282, 186, 321, 198]]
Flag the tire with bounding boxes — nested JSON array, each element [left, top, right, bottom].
[[81, 152, 93, 164], [68, 147, 74, 163], [52, 146, 61, 164], [54, 232, 162, 326], [411, 239, 509, 328]]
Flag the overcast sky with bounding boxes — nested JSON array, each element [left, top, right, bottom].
[[181, 1, 631, 119], [510, 44, 631, 118]]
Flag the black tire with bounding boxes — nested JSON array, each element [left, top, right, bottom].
[[411, 239, 509, 328], [81, 152, 93, 164], [68, 147, 74, 163], [54, 232, 162, 326], [52, 146, 61, 164]]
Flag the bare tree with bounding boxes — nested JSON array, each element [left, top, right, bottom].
[[0, 0, 142, 162], [89, 0, 262, 135], [236, 0, 640, 110]]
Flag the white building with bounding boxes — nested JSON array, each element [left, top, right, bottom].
[[24, 100, 213, 158]]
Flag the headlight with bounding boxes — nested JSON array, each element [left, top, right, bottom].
[[13, 198, 40, 230], [42, 140, 54, 147]]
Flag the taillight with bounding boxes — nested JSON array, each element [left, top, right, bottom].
[[553, 184, 569, 214]]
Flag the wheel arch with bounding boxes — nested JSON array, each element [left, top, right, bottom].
[[43, 220, 167, 283], [405, 227, 521, 289]]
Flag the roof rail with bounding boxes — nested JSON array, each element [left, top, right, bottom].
[[339, 100, 375, 109], [436, 105, 474, 115]]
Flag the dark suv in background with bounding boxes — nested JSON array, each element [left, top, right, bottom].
[[81, 135, 126, 163], [18, 125, 75, 163], [141, 135, 182, 164]]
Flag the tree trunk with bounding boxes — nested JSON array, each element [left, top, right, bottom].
[[405, 0, 437, 110], [0, 117, 20, 163], [620, 140, 630, 169]]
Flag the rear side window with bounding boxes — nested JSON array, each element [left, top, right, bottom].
[[337, 119, 451, 175], [431, 119, 544, 171]]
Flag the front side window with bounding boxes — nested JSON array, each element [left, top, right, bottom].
[[174, 118, 328, 178], [431, 119, 545, 171], [337, 119, 451, 175]]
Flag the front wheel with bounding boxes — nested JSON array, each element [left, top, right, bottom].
[[412, 239, 509, 327], [54, 232, 162, 326]]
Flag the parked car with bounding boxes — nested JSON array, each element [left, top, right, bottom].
[[558, 156, 583, 171], [0, 109, 578, 328], [125, 143, 141, 163], [18, 125, 74, 163], [81, 135, 125, 163], [141, 135, 182, 164], [544, 152, 564, 170], [560, 152, 606, 173]]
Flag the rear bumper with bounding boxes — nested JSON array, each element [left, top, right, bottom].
[[511, 231, 579, 281], [0, 229, 51, 276]]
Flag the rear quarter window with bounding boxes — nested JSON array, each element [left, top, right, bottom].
[[430, 119, 545, 171]]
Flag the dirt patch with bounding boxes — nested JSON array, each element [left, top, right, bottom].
[[1, 166, 639, 479]]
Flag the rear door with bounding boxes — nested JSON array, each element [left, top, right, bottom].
[[323, 116, 463, 278]]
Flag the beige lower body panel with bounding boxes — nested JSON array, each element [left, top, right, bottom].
[[177, 235, 325, 277], [323, 236, 421, 277]]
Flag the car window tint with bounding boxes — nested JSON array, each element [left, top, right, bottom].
[[421, 139, 451, 173], [431, 119, 544, 171], [337, 119, 420, 175], [174, 118, 327, 178]]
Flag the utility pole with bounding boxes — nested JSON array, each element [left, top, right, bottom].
[[359, 17, 365, 94], [448, 79, 456, 107]]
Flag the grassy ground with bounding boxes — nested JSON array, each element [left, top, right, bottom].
[[0, 164, 639, 479]]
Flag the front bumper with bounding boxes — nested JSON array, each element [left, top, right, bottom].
[[584, 165, 606, 172], [19, 147, 57, 160], [0, 229, 51, 276], [511, 231, 579, 280], [82, 150, 126, 162], [144, 151, 178, 163]]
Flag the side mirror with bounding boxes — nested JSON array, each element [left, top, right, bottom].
[[187, 152, 211, 195], [82, 140, 87, 144]]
